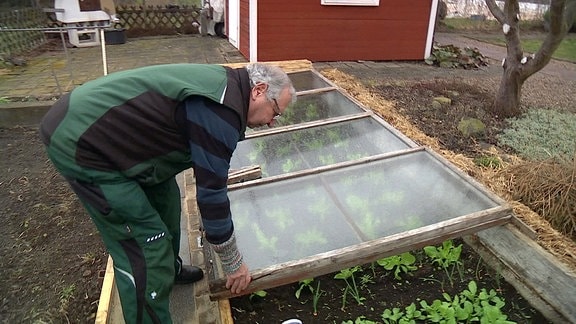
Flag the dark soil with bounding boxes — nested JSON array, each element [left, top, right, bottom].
[[0, 126, 107, 323], [230, 242, 548, 323], [373, 80, 510, 158], [0, 67, 565, 323]]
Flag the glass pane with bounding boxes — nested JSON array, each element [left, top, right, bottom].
[[250, 90, 366, 131], [289, 70, 332, 92], [229, 150, 500, 271], [230, 177, 362, 270], [231, 117, 411, 177], [323, 151, 499, 240]]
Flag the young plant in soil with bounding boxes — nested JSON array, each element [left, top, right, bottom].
[[424, 239, 464, 287], [334, 266, 366, 310], [230, 239, 550, 323], [295, 279, 325, 316], [376, 252, 418, 280]]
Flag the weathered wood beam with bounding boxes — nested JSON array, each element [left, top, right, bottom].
[[208, 208, 512, 300]]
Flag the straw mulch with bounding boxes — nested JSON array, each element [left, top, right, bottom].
[[320, 68, 576, 273], [503, 158, 576, 241]]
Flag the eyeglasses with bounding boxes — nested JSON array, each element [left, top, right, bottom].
[[271, 98, 282, 120]]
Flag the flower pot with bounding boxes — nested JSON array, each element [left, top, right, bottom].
[[104, 28, 126, 45]]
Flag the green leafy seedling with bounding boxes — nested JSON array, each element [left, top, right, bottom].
[[334, 266, 365, 308], [342, 315, 379, 324], [424, 240, 463, 286], [249, 290, 267, 301], [377, 252, 417, 280], [295, 278, 314, 299]]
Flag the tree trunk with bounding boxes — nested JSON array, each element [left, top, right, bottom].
[[493, 63, 523, 117], [484, 0, 570, 118]]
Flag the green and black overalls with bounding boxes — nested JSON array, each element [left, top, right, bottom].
[[40, 64, 250, 324]]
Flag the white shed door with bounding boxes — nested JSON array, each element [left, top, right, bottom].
[[227, 0, 239, 48]]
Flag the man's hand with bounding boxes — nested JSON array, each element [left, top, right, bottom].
[[225, 262, 251, 294]]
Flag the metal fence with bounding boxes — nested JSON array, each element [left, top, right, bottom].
[[0, 5, 203, 58], [0, 7, 46, 58]]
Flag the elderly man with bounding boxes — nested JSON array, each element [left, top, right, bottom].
[[40, 63, 296, 323]]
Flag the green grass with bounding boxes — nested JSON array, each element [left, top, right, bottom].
[[440, 18, 576, 62], [484, 36, 576, 62], [521, 37, 576, 61], [440, 18, 500, 31], [440, 18, 543, 32]]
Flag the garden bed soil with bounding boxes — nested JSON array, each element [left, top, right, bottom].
[[0, 126, 107, 323], [230, 241, 549, 323], [1, 66, 575, 322]]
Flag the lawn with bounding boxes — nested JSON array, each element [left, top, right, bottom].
[[441, 18, 576, 62], [482, 35, 576, 62]]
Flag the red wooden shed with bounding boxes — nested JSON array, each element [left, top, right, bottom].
[[225, 0, 440, 62]]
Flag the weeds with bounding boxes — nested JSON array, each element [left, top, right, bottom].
[[249, 290, 267, 301], [295, 278, 325, 315], [79, 252, 96, 265], [58, 283, 76, 317], [342, 315, 379, 324], [295, 278, 314, 299], [59, 284, 76, 302], [235, 240, 539, 323], [474, 155, 502, 168], [312, 280, 324, 316]]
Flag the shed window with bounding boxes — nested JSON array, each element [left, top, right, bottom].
[[321, 0, 380, 6]]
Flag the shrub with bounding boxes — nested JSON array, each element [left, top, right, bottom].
[[497, 109, 576, 161]]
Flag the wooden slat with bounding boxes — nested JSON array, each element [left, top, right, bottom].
[[208, 208, 512, 300], [218, 299, 235, 324], [222, 59, 313, 73], [227, 165, 262, 184], [95, 256, 115, 324], [296, 87, 338, 96], [228, 147, 425, 190], [464, 224, 576, 323], [244, 112, 372, 140]]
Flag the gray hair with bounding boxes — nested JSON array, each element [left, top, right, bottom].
[[246, 63, 296, 104]]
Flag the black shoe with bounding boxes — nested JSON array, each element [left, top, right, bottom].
[[175, 265, 204, 285]]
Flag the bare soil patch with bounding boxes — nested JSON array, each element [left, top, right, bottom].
[[0, 126, 107, 323]]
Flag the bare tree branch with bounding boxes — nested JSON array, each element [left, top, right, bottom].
[[525, 0, 568, 76], [485, 0, 505, 22]]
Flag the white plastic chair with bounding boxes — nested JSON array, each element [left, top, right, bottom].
[[54, 0, 110, 47]]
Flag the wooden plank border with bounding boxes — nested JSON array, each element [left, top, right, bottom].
[[208, 208, 512, 300], [464, 224, 576, 323]]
